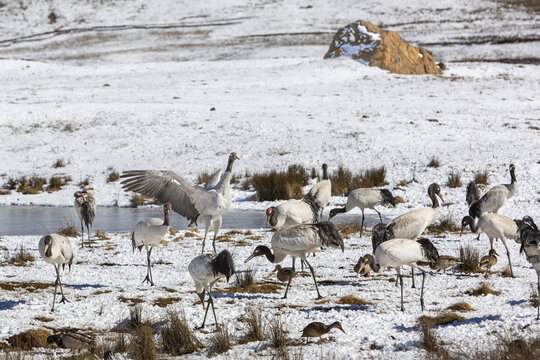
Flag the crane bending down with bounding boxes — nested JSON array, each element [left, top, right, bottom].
[[188, 250, 235, 329], [304, 163, 331, 221], [329, 188, 395, 236], [39, 234, 73, 311], [132, 203, 171, 286], [74, 189, 96, 247], [121, 152, 239, 254], [517, 216, 540, 320], [469, 164, 517, 219], [245, 221, 344, 299], [355, 238, 439, 311]]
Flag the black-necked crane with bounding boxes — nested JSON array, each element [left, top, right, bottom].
[[245, 221, 344, 299], [355, 238, 439, 311], [517, 216, 540, 319], [301, 321, 345, 343], [469, 164, 517, 219], [466, 181, 489, 206], [73, 189, 96, 247], [329, 188, 395, 236], [266, 199, 319, 230], [188, 249, 235, 329], [38, 234, 73, 312], [121, 152, 239, 254], [304, 163, 331, 221], [461, 213, 519, 277], [132, 203, 171, 286]]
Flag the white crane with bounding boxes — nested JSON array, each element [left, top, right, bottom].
[[517, 216, 540, 320], [304, 163, 331, 221], [461, 213, 520, 277], [469, 164, 517, 219], [329, 188, 396, 236], [355, 238, 439, 311], [244, 221, 344, 299], [73, 189, 96, 247], [466, 181, 489, 206], [265, 199, 319, 230], [188, 249, 235, 329], [132, 203, 171, 286], [121, 152, 240, 254], [38, 234, 73, 312]]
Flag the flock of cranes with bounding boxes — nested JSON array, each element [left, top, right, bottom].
[[35, 155, 540, 331]]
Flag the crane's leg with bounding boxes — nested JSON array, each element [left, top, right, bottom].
[[398, 268, 404, 312], [80, 218, 85, 247], [485, 239, 494, 278], [411, 267, 416, 289], [502, 240, 514, 278], [360, 209, 365, 237], [201, 220, 210, 254], [201, 291, 218, 329], [304, 258, 322, 299], [86, 222, 91, 247], [142, 247, 154, 286], [209, 292, 218, 329], [51, 265, 59, 312], [537, 272, 540, 320], [197, 291, 206, 310], [283, 258, 296, 299], [57, 265, 68, 305], [375, 208, 382, 223], [420, 268, 426, 311], [212, 218, 222, 254]]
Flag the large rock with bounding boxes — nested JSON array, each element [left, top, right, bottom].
[[324, 20, 442, 75]]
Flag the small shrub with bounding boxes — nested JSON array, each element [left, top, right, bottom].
[[269, 317, 288, 350], [62, 123, 74, 132], [501, 267, 513, 278], [420, 324, 450, 358], [48, 175, 71, 191], [447, 171, 462, 188], [131, 194, 149, 207], [474, 171, 489, 185], [241, 178, 251, 190], [79, 177, 90, 187], [418, 312, 466, 327], [337, 222, 363, 238], [427, 215, 459, 234], [6, 329, 52, 350], [235, 268, 255, 290], [330, 166, 352, 195], [112, 333, 128, 353], [209, 325, 231, 355], [251, 164, 309, 201], [337, 295, 372, 306], [455, 245, 481, 273], [160, 310, 203, 355], [129, 324, 156, 360], [129, 305, 144, 329], [8, 246, 35, 266], [352, 166, 388, 189], [53, 159, 65, 168], [467, 282, 501, 297], [6, 178, 18, 190], [394, 195, 405, 204], [428, 157, 440, 168], [242, 308, 265, 343], [446, 302, 474, 312], [107, 170, 120, 183], [59, 225, 81, 237]]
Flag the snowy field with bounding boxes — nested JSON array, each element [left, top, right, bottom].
[[0, 0, 539, 358]]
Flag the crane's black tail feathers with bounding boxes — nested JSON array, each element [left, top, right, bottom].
[[302, 195, 321, 223], [371, 223, 392, 253], [468, 201, 481, 219], [212, 249, 235, 282], [315, 221, 344, 251], [466, 181, 477, 206], [518, 216, 540, 255], [81, 201, 95, 227], [417, 238, 439, 263]]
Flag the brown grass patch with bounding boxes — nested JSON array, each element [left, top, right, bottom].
[[446, 302, 475, 312], [240, 308, 265, 344], [474, 171, 489, 185], [337, 222, 362, 238], [530, 284, 539, 308], [209, 325, 231, 356], [420, 324, 451, 358], [59, 225, 80, 237], [161, 310, 203, 355], [269, 317, 289, 352], [467, 282, 501, 296], [0, 189, 11, 195], [246, 235, 265, 241], [118, 296, 144, 306], [234, 240, 251, 247], [94, 230, 109, 240], [463, 332, 540, 360], [153, 297, 181, 308], [337, 295, 372, 306], [501, 267, 513, 278], [183, 231, 197, 237], [129, 323, 156, 360], [7, 246, 35, 266], [34, 316, 54, 323], [250, 164, 309, 201], [107, 170, 120, 183], [14, 176, 47, 194], [53, 158, 65, 168], [169, 227, 179, 236], [7, 329, 53, 350], [419, 312, 466, 327], [447, 171, 462, 188], [93, 290, 112, 295], [455, 245, 481, 273], [330, 165, 387, 195], [427, 215, 460, 234], [219, 282, 282, 295], [0, 281, 52, 292], [48, 175, 72, 192], [428, 157, 440, 168], [130, 194, 150, 207], [394, 195, 405, 204]]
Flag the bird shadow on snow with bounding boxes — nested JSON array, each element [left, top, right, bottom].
[[300, 304, 370, 314], [394, 314, 502, 333], [67, 284, 106, 290], [508, 299, 528, 306], [0, 300, 25, 311], [213, 293, 275, 301]]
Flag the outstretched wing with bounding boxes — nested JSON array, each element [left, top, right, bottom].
[[120, 170, 213, 223]]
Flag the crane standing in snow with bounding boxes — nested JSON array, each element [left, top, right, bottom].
[[266, 199, 320, 230], [188, 249, 235, 329], [132, 203, 171, 286], [121, 152, 240, 254], [39, 234, 73, 312], [517, 216, 540, 319], [469, 164, 517, 219], [304, 163, 331, 221], [74, 189, 96, 247], [245, 222, 344, 299]]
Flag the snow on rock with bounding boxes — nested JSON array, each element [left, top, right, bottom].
[[324, 20, 442, 75]]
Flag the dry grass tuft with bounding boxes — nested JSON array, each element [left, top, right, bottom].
[[129, 323, 156, 360], [6, 329, 53, 350], [447, 171, 462, 188], [462, 333, 540, 360], [131, 194, 150, 207], [160, 310, 203, 355], [428, 157, 440, 168], [209, 325, 231, 355], [446, 302, 475, 312], [0, 281, 51, 292], [0, 189, 11, 195], [474, 171, 489, 185], [394, 195, 405, 204], [119, 296, 144, 307], [235, 268, 255, 290], [501, 267, 513, 278], [338, 295, 372, 306], [330, 165, 387, 195], [467, 282, 501, 297], [129, 305, 145, 329], [13, 176, 47, 194], [79, 177, 90, 187], [337, 222, 363, 238], [418, 312, 466, 327], [153, 297, 181, 308], [330, 165, 352, 195], [241, 308, 265, 343], [107, 170, 120, 183], [530, 284, 539, 308], [197, 172, 213, 186], [53, 158, 65, 168], [427, 215, 460, 234], [48, 175, 72, 192], [7, 246, 35, 266], [420, 324, 451, 358], [250, 165, 309, 201], [34, 316, 54, 323], [269, 317, 288, 350], [112, 333, 128, 353], [455, 245, 481, 273], [59, 225, 81, 237], [94, 230, 109, 240]]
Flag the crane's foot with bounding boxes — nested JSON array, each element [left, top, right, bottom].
[[59, 296, 69, 304], [142, 276, 154, 286], [315, 295, 323, 300]]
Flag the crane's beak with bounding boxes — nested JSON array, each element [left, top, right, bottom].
[[245, 253, 255, 263], [234, 154, 240, 160], [339, 327, 346, 334], [459, 226, 464, 237], [45, 244, 52, 258], [438, 192, 444, 203], [265, 214, 270, 228]]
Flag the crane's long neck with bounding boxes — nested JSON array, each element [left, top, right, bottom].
[[322, 166, 328, 180], [510, 167, 516, 184], [269, 210, 278, 227], [429, 190, 440, 209], [332, 207, 347, 215], [468, 218, 479, 233], [368, 256, 382, 273], [225, 156, 236, 173], [260, 246, 276, 263], [163, 211, 170, 226]]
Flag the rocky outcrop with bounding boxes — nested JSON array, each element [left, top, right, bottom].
[[324, 20, 442, 75]]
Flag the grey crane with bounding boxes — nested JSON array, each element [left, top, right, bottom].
[[73, 189, 96, 247]]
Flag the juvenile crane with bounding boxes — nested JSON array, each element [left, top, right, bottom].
[[245, 222, 344, 299], [304, 163, 331, 221], [188, 250, 235, 329], [461, 213, 519, 277], [74, 189, 96, 247], [355, 238, 439, 311], [121, 152, 239, 254], [469, 164, 517, 219], [517, 216, 540, 319], [329, 188, 395, 236], [132, 203, 171, 286], [38, 234, 73, 311], [266, 198, 319, 230]]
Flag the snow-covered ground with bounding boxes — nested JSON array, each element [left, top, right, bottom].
[[0, 0, 539, 358]]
